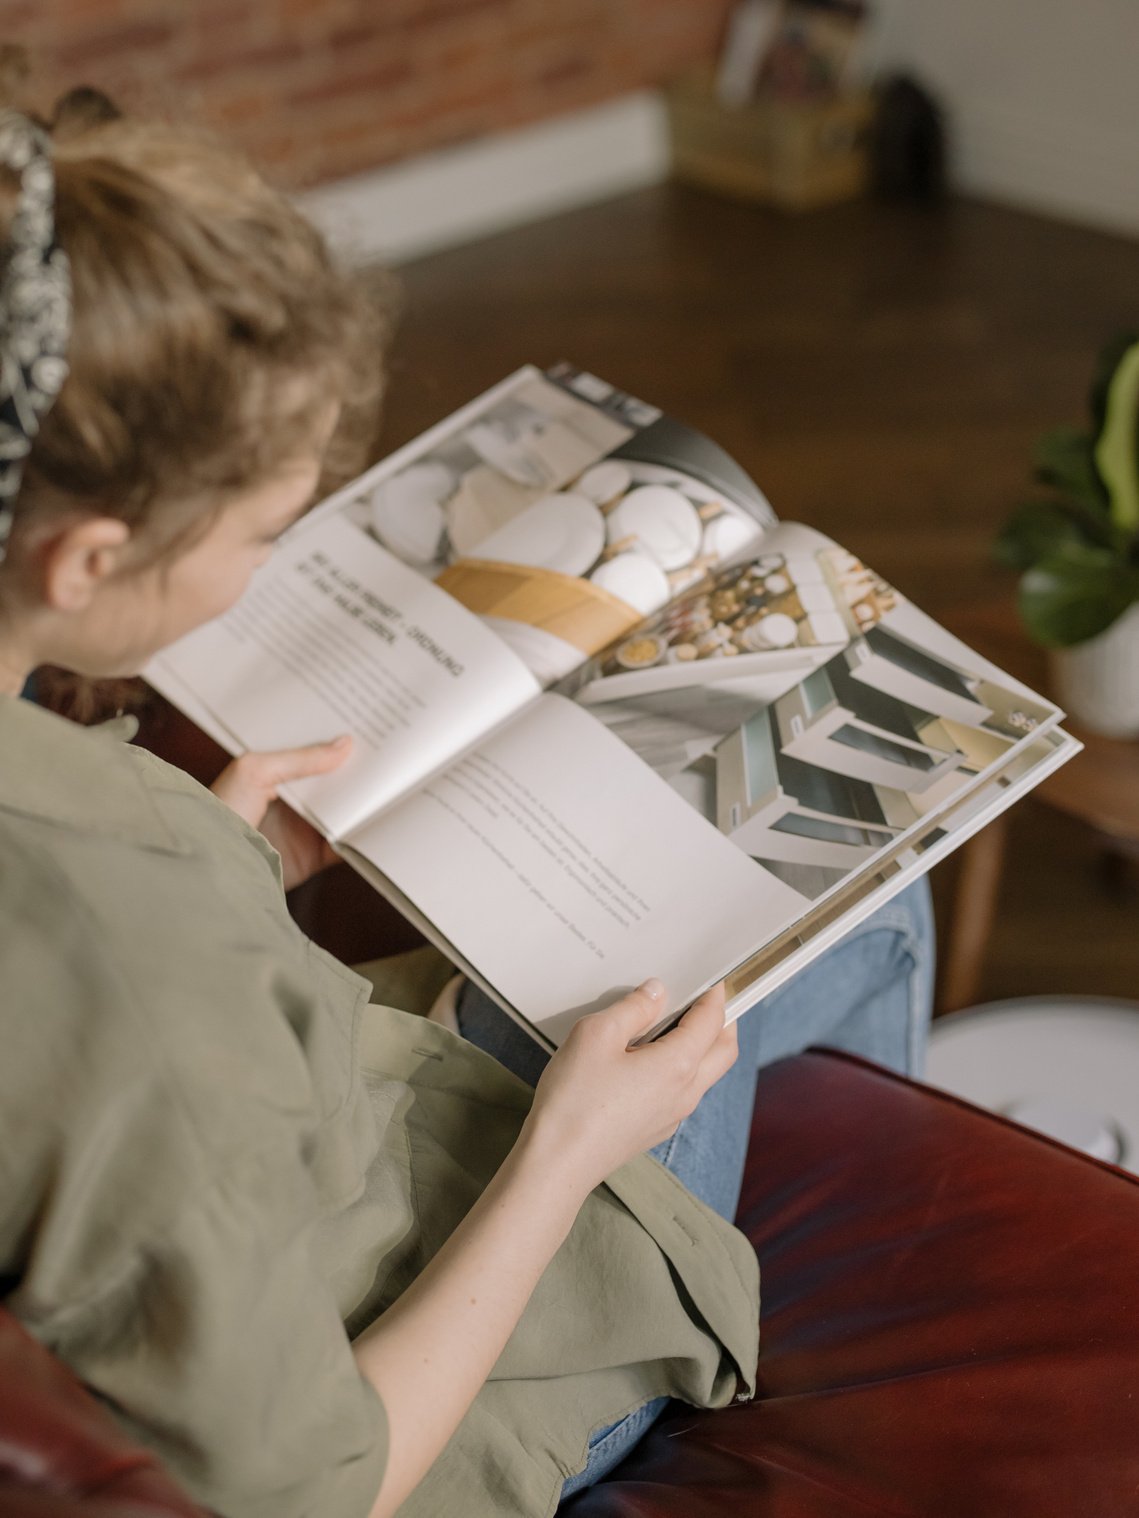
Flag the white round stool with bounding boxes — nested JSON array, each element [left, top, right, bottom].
[[925, 997, 1139, 1172]]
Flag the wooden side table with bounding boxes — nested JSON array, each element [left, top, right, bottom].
[[937, 602, 1139, 1011]]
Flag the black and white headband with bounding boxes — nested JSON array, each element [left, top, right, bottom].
[[0, 110, 72, 564]]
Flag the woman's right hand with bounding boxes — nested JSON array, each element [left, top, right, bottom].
[[523, 980, 738, 1196], [357, 977, 736, 1518]]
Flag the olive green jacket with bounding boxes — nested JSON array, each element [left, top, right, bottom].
[[0, 696, 758, 1518]]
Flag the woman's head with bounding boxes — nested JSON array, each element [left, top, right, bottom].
[[0, 78, 388, 684]]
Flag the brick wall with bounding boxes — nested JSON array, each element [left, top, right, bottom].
[[6, 0, 734, 187]]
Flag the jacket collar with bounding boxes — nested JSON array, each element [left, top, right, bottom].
[[0, 694, 185, 852]]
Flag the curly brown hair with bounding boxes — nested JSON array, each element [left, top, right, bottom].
[[4, 107, 388, 542], [1, 62, 394, 717]]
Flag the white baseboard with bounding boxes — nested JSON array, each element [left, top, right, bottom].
[[299, 91, 671, 266], [299, 79, 1139, 266], [950, 95, 1139, 240]]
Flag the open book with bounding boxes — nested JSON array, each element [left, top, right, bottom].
[[149, 364, 1080, 1046]]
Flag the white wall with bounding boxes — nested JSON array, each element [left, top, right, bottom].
[[864, 0, 1139, 237]]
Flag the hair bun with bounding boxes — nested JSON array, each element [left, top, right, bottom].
[[51, 87, 122, 141]]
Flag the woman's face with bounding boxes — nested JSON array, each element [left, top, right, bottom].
[[65, 456, 323, 678]]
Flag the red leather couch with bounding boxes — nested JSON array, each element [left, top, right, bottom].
[[5, 1047, 1139, 1518]]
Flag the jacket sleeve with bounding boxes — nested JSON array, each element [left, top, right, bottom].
[[0, 829, 389, 1518]]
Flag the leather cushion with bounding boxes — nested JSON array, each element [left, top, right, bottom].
[[566, 1048, 1139, 1516], [0, 1309, 205, 1517]]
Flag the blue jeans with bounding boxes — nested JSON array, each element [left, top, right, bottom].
[[456, 880, 936, 1498]]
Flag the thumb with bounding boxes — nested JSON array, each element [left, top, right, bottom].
[[598, 978, 669, 1044], [211, 737, 352, 826], [248, 735, 354, 791]]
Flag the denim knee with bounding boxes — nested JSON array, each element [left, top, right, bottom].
[[824, 879, 935, 1076]]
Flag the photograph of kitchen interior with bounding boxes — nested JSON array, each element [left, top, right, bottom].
[[4, 0, 1138, 1511]]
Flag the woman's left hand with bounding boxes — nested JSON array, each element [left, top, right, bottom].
[[210, 737, 353, 891]]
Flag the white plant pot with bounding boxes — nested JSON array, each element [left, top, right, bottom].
[[1048, 602, 1139, 738]]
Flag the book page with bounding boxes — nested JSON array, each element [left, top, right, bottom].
[[148, 512, 539, 840], [721, 727, 1081, 1019], [310, 364, 774, 686], [344, 693, 811, 1044], [566, 520, 1061, 912]]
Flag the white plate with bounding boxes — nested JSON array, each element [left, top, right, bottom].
[[464, 418, 550, 487], [589, 552, 671, 614], [368, 462, 453, 564], [606, 485, 703, 570], [701, 511, 759, 561], [741, 612, 798, 650], [576, 461, 632, 506], [469, 492, 605, 576], [479, 616, 583, 683]]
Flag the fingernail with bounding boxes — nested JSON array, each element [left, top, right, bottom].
[[332, 735, 352, 748], [640, 977, 665, 1001]]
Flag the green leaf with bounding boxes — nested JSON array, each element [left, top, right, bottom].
[[1094, 339, 1139, 535], [1018, 543, 1139, 647], [1090, 331, 1139, 433], [1032, 427, 1108, 509], [994, 498, 1093, 570]]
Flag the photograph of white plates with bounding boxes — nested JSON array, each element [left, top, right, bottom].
[[469, 492, 606, 576], [589, 552, 671, 615], [701, 511, 760, 561], [464, 416, 550, 488], [479, 616, 584, 683], [368, 462, 454, 565], [445, 468, 545, 558], [741, 612, 798, 650], [576, 461, 632, 507], [605, 485, 703, 570]]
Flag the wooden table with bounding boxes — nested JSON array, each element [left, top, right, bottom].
[[937, 602, 1139, 1011]]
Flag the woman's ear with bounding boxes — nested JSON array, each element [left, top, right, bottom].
[[40, 517, 133, 612]]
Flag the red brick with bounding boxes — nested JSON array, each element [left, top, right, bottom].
[[290, 57, 414, 108], [400, 0, 507, 31], [21, 0, 730, 185], [53, 19, 175, 70]]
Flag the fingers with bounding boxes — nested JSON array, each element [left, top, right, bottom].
[[594, 978, 670, 1044], [666, 982, 727, 1052], [593, 979, 727, 1055], [210, 737, 352, 827], [238, 736, 353, 791], [698, 1018, 739, 1089]]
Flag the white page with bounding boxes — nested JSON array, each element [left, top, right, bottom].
[[721, 727, 1081, 1020], [345, 693, 810, 1044], [566, 516, 1062, 921], [149, 513, 539, 839]]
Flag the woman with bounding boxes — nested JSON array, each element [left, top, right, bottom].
[[0, 94, 933, 1518]]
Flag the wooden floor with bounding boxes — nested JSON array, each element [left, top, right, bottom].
[[378, 183, 1139, 1011]]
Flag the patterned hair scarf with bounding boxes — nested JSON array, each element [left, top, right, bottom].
[[0, 110, 71, 564]]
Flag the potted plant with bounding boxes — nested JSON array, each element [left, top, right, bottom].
[[996, 333, 1139, 738]]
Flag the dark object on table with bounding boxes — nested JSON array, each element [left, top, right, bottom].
[[5, 1048, 1138, 1517], [869, 73, 947, 201]]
